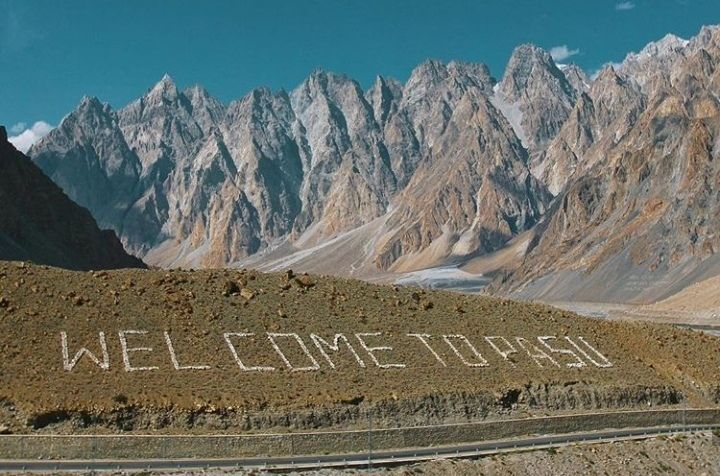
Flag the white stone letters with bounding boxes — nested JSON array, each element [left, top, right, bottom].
[[310, 333, 366, 369], [355, 333, 406, 369], [407, 333, 446, 366], [267, 333, 320, 371], [565, 336, 614, 368], [442, 335, 489, 367], [58, 330, 614, 373], [484, 336, 518, 367], [61, 332, 110, 371], [163, 331, 210, 370], [118, 330, 159, 372], [223, 333, 275, 371], [537, 336, 586, 368], [515, 337, 560, 368]]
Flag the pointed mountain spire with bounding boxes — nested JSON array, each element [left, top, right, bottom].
[[499, 44, 571, 101], [148, 73, 179, 101]]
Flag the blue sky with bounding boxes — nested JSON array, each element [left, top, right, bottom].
[[1, 0, 718, 146]]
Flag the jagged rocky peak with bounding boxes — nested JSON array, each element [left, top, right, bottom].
[[31, 95, 124, 162], [492, 25, 720, 303], [670, 47, 718, 101], [691, 24, 720, 51], [289, 68, 396, 240], [446, 60, 496, 92], [629, 34, 689, 66], [399, 58, 496, 148], [635, 33, 688, 59], [230, 86, 273, 111], [28, 91, 142, 238], [67, 95, 116, 127], [222, 87, 298, 158], [118, 74, 207, 166], [498, 44, 574, 100], [291, 68, 379, 142], [33, 97, 97, 149], [183, 83, 210, 100], [593, 63, 620, 83], [560, 64, 591, 94], [402, 60, 449, 105], [403, 59, 494, 104], [224, 86, 290, 128], [495, 44, 578, 155], [589, 64, 644, 117], [619, 34, 691, 91], [533, 63, 643, 196], [184, 83, 223, 108], [119, 74, 190, 126], [290, 69, 378, 136], [183, 84, 226, 127], [293, 68, 362, 102], [371, 75, 403, 95], [366, 75, 403, 127], [78, 94, 103, 110], [226, 87, 265, 116], [149, 73, 179, 100], [406, 59, 448, 85], [374, 85, 550, 271], [590, 65, 634, 102]]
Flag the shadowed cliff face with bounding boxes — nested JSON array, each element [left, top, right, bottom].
[[0, 126, 145, 271]]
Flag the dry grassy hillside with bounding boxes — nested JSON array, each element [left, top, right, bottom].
[[0, 261, 719, 434]]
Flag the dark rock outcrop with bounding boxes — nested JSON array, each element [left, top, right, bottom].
[[0, 126, 145, 270]]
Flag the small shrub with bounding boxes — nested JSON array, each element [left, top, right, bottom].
[[113, 393, 128, 405]]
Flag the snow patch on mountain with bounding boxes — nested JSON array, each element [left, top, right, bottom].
[[490, 84, 529, 148]]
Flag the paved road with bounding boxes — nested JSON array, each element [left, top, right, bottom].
[[1, 424, 718, 472]]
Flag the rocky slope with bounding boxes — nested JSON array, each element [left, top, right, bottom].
[[648, 275, 720, 313], [0, 126, 145, 271], [493, 25, 720, 303]]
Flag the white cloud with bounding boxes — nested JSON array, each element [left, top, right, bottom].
[[8, 121, 53, 153], [8, 122, 26, 135], [615, 1, 636, 10], [549, 45, 580, 62]]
